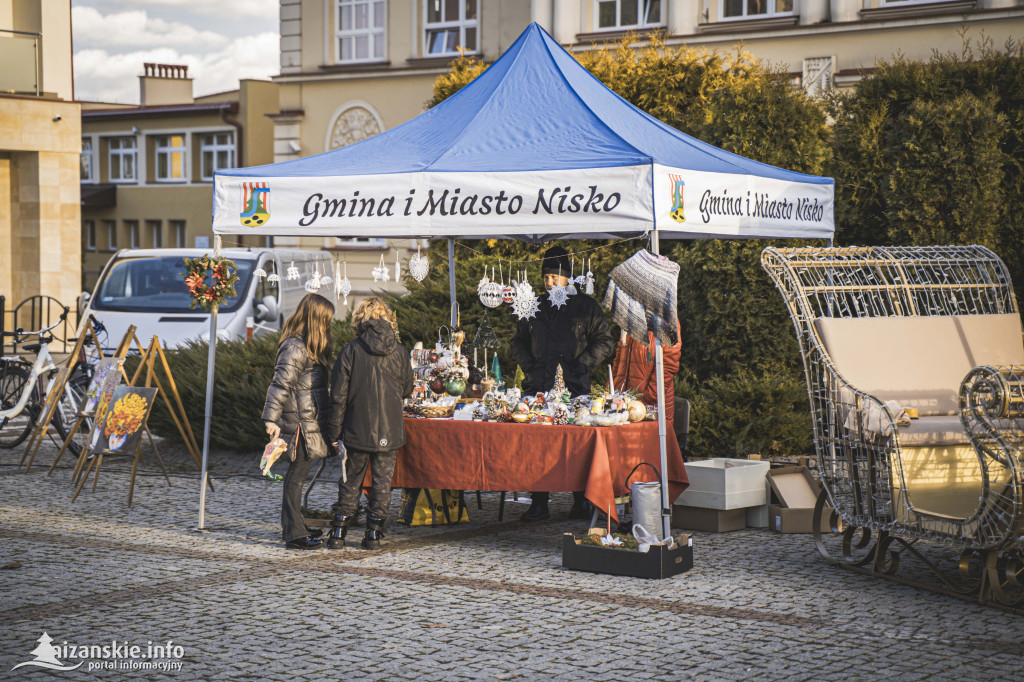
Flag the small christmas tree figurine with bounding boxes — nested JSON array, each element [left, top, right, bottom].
[[29, 633, 62, 666], [552, 364, 566, 397], [472, 310, 501, 351]]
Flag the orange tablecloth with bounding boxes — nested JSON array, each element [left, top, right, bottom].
[[388, 417, 688, 523]]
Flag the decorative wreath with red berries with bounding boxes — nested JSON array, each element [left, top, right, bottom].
[[181, 255, 239, 312]]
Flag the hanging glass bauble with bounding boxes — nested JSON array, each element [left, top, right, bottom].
[[479, 281, 504, 308], [286, 261, 300, 280], [548, 285, 570, 309], [501, 285, 515, 303]]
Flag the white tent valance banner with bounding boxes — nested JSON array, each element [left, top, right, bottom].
[[215, 163, 833, 240]]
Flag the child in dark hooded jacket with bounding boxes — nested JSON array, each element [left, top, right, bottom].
[[325, 296, 413, 550]]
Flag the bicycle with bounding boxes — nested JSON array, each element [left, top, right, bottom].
[[0, 308, 92, 456]]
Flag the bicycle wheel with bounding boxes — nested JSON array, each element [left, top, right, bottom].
[[51, 369, 91, 457], [0, 363, 35, 448]]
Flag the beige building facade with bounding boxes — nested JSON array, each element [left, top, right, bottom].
[[0, 0, 81, 313], [269, 0, 1023, 307], [80, 71, 279, 292]]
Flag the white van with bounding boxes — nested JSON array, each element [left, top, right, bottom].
[[80, 248, 335, 352]]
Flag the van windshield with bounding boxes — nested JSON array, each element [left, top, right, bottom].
[[91, 256, 255, 313]]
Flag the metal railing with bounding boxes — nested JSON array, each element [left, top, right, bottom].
[[0, 295, 78, 355]]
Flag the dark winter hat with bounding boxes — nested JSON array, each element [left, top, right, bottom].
[[541, 246, 570, 276]]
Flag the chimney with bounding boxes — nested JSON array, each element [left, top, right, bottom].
[[139, 63, 194, 106]]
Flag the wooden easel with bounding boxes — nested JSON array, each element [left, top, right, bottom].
[[20, 319, 107, 471], [69, 332, 212, 505], [40, 325, 137, 475]]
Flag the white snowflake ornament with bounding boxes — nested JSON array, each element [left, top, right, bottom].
[[512, 292, 541, 320], [548, 285, 570, 309]]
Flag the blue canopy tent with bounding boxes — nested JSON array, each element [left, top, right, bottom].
[[199, 23, 835, 535]]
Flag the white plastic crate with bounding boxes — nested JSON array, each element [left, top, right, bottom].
[[674, 458, 770, 510]]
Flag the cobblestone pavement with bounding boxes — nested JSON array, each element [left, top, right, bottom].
[[2, 439, 1023, 680]]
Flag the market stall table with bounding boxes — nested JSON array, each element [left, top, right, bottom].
[[380, 417, 688, 523]]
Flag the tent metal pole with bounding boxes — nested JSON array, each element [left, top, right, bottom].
[[198, 234, 221, 530], [650, 229, 673, 540], [448, 238, 457, 327]]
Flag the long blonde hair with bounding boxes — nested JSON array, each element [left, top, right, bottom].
[[351, 296, 397, 334], [280, 293, 334, 365]]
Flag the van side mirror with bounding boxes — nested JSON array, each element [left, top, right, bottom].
[[255, 295, 279, 324], [77, 291, 91, 314]]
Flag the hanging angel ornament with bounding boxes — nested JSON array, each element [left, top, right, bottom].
[[408, 243, 429, 282], [286, 260, 300, 280], [371, 254, 390, 282], [304, 267, 322, 293], [584, 257, 595, 295]]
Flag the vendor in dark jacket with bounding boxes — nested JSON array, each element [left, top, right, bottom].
[[263, 293, 335, 550], [325, 297, 414, 550], [512, 245, 615, 522]]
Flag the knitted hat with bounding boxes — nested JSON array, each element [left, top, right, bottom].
[[541, 246, 570, 277]]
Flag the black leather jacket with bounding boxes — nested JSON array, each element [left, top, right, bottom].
[[262, 336, 330, 459], [512, 291, 615, 396], [327, 318, 414, 452]]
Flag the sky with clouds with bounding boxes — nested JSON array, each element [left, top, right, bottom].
[[72, 0, 280, 103]]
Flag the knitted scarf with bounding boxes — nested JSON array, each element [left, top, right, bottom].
[[602, 249, 679, 346]]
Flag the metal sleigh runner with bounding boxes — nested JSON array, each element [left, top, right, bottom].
[[762, 245, 1024, 611]]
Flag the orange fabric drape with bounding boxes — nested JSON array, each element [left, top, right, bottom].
[[611, 321, 681, 422]]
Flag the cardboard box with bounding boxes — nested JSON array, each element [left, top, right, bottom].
[[561, 533, 693, 579], [765, 465, 833, 533], [745, 504, 769, 528], [674, 458, 770, 509], [671, 505, 746, 532]]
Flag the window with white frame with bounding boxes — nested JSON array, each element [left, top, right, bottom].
[[596, 0, 663, 29], [337, 0, 386, 62], [85, 220, 96, 252], [81, 138, 93, 182], [155, 134, 187, 182], [147, 220, 163, 248], [721, 0, 793, 20], [200, 133, 235, 180], [126, 220, 139, 249], [171, 220, 186, 248], [109, 137, 137, 183], [424, 0, 477, 56], [104, 220, 117, 251]]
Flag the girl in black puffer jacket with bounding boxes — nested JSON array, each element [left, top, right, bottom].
[[263, 293, 334, 550], [325, 297, 413, 550]]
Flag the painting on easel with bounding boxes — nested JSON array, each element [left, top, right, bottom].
[[83, 358, 124, 415], [92, 386, 157, 455]]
